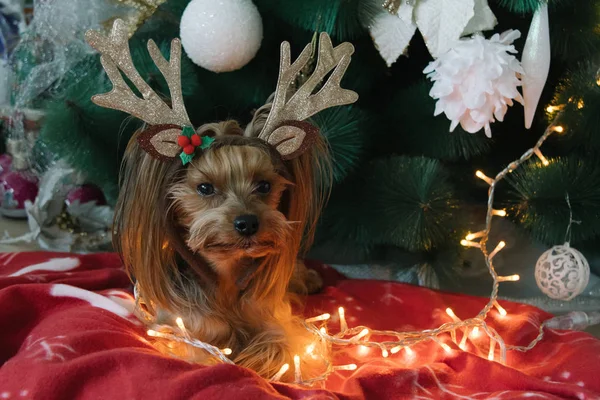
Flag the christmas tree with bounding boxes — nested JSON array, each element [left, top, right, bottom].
[[12, 0, 600, 282]]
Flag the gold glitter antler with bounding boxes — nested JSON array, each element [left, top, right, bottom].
[[258, 33, 358, 159], [85, 19, 192, 127]]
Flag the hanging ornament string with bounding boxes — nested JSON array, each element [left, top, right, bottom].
[[563, 192, 581, 245], [534, 192, 590, 301]]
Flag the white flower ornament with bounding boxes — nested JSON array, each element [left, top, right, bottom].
[[424, 30, 524, 137]]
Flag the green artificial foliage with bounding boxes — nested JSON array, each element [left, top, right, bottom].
[[312, 106, 367, 184], [38, 69, 137, 203], [494, 0, 543, 14], [364, 156, 457, 252], [549, 0, 600, 62], [380, 81, 492, 161], [506, 156, 600, 245], [254, 0, 382, 41], [552, 62, 600, 149]]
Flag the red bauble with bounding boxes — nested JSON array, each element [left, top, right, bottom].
[[183, 145, 195, 155], [178, 135, 190, 147], [191, 134, 202, 147], [0, 154, 12, 179], [66, 184, 107, 207], [0, 170, 39, 218]]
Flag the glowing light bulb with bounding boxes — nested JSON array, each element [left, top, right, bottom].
[[382, 348, 389, 358], [390, 346, 402, 354], [357, 345, 370, 356], [488, 340, 496, 361], [305, 343, 315, 355], [404, 346, 415, 356], [338, 307, 348, 332], [534, 149, 549, 166], [546, 105, 557, 112], [319, 327, 327, 335], [175, 317, 186, 331], [498, 274, 520, 282], [459, 332, 468, 350], [471, 327, 480, 338], [147, 329, 157, 337], [488, 241, 506, 260], [465, 231, 484, 240], [335, 364, 357, 371], [494, 301, 508, 317], [461, 239, 481, 248], [446, 308, 460, 322], [221, 348, 232, 355], [577, 100, 584, 109], [271, 363, 289, 381], [475, 170, 494, 185], [293, 355, 302, 382], [553, 126, 564, 133], [305, 313, 330, 323], [492, 209, 507, 217], [440, 342, 452, 353], [352, 328, 369, 342]]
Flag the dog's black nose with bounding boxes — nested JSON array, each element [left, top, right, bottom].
[[234, 214, 259, 236]]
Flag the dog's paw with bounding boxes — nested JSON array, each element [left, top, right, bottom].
[[304, 268, 323, 294]]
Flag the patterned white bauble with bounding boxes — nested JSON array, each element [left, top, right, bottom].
[[535, 243, 590, 301], [180, 0, 263, 73]]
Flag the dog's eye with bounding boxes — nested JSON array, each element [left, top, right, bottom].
[[197, 183, 215, 196], [255, 180, 271, 194]]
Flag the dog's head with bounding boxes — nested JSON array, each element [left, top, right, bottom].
[[87, 20, 357, 312]]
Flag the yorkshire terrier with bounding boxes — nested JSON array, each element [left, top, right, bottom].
[[86, 20, 358, 380]]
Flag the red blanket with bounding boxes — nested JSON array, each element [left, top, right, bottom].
[[1, 252, 599, 400]]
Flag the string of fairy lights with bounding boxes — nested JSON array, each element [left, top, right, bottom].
[[139, 114, 579, 385]]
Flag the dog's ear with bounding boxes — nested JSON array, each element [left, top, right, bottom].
[[279, 135, 331, 255], [113, 132, 216, 313], [265, 120, 319, 160]]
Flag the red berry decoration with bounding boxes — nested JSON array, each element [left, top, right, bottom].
[[183, 144, 195, 155], [178, 135, 190, 147], [191, 134, 202, 147]]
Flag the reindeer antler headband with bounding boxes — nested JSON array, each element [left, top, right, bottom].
[[85, 19, 358, 164]]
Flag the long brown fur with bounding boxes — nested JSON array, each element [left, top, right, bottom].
[[114, 120, 330, 379]]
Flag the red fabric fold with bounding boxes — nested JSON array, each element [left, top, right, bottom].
[[0, 252, 598, 400]]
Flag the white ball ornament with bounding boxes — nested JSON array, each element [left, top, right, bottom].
[[180, 0, 263, 73], [535, 243, 590, 301]]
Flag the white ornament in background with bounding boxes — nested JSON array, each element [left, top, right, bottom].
[[521, 2, 551, 129], [462, 0, 497, 36], [424, 30, 524, 137], [535, 243, 590, 301], [414, 0, 475, 58], [370, 11, 416, 67], [180, 0, 263, 73], [369, 0, 497, 65]]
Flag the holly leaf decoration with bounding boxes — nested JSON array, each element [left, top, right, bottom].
[[182, 125, 195, 138], [200, 135, 215, 150]]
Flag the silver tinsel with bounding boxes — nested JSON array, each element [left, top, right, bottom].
[[5, 0, 135, 157]]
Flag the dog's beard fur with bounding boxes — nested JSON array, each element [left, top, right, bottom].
[[114, 127, 329, 380]]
